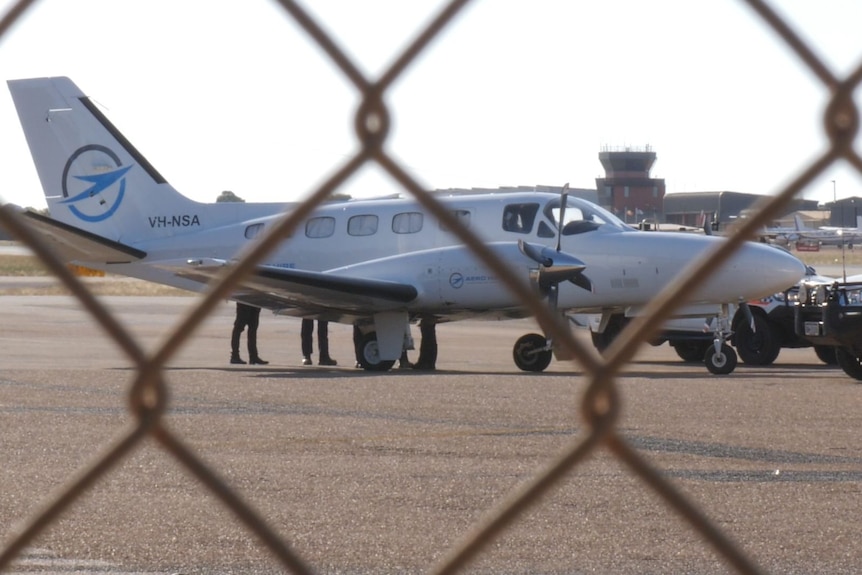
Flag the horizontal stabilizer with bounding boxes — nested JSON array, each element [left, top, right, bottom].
[[18, 210, 146, 263]]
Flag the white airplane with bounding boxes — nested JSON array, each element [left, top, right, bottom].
[[763, 215, 862, 248], [760, 216, 806, 245], [5, 76, 807, 374]]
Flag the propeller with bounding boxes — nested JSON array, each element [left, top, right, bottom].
[[518, 182, 593, 296], [519, 240, 593, 294]]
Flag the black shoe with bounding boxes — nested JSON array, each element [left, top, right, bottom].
[[230, 355, 246, 365], [302, 356, 312, 366], [250, 357, 269, 365], [318, 357, 337, 366]]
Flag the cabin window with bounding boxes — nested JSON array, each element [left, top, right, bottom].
[[244, 223, 264, 239], [392, 212, 423, 234], [348, 214, 379, 236], [305, 216, 335, 238], [502, 203, 539, 234], [439, 209, 471, 231]]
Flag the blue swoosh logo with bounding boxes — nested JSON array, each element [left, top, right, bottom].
[[60, 165, 132, 204]]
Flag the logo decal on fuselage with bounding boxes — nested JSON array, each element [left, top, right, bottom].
[[60, 145, 132, 222]]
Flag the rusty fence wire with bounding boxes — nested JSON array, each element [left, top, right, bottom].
[[1, 0, 861, 574]]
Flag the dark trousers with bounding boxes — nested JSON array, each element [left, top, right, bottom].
[[416, 318, 437, 367], [231, 303, 261, 358], [302, 319, 330, 358]]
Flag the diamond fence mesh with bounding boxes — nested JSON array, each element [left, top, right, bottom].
[[1, 1, 861, 574]]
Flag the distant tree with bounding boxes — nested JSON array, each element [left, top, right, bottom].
[[327, 193, 352, 202], [216, 190, 245, 203]]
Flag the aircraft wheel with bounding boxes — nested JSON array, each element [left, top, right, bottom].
[[734, 314, 780, 365], [835, 348, 862, 381], [357, 332, 395, 372], [513, 333, 552, 372], [814, 345, 837, 365], [672, 340, 711, 363], [704, 343, 738, 375]]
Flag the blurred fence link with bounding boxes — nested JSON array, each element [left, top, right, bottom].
[[1, 1, 860, 574]]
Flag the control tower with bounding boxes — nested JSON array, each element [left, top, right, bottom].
[[595, 146, 665, 223]]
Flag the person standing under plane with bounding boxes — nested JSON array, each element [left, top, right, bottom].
[[231, 302, 268, 365], [301, 319, 337, 366]]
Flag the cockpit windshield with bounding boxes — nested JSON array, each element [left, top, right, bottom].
[[543, 196, 629, 234]]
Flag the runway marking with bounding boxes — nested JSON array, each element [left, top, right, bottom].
[[9, 546, 164, 574]]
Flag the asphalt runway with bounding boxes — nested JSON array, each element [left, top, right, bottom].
[[2, 295, 862, 574]]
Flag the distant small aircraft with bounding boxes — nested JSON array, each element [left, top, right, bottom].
[[760, 216, 805, 245], [5, 77, 806, 373], [762, 215, 862, 248]]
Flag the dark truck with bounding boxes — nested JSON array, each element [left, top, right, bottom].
[[795, 279, 862, 380]]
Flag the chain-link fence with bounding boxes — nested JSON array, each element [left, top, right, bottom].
[[1, 1, 861, 574]]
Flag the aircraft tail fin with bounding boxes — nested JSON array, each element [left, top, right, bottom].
[[7, 76, 209, 245]]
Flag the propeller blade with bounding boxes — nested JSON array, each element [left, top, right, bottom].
[[555, 182, 569, 253], [519, 239, 553, 267], [548, 284, 559, 310], [570, 273, 594, 293]]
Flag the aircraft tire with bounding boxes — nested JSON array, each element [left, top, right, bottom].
[[513, 333, 552, 372], [357, 332, 396, 372], [734, 314, 781, 365], [835, 348, 862, 381], [814, 345, 838, 365], [704, 343, 738, 375]]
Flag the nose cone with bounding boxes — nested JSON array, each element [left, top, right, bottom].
[[702, 241, 806, 301]]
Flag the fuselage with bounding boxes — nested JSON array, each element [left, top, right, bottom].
[[119, 192, 806, 318]]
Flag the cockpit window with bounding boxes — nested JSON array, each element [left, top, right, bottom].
[[502, 203, 539, 234], [542, 196, 629, 234]]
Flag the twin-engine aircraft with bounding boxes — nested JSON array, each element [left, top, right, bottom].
[[5, 77, 806, 373]]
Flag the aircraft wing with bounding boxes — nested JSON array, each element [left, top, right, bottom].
[[17, 210, 146, 263], [157, 259, 418, 315]]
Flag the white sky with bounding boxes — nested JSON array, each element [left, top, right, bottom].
[[1, 0, 861, 210]]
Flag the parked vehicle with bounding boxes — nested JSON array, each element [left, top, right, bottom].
[[795, 279, 862, 380]]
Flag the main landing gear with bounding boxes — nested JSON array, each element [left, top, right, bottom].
[[356, 331, 396, 372]]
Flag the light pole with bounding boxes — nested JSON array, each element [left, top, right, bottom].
[[832, 180, 840, 227]]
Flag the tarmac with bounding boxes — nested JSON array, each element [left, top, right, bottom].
[[2, 294, 862, 574]]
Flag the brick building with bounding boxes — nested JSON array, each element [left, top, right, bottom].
[[594, 146, 665, 223]]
